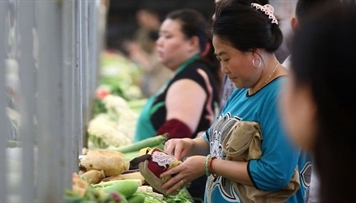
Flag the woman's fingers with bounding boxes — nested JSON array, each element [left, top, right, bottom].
[[164, 139, 187, 160], [160, 162, 182, 178], [161, 172, 186, 195], [164, 140, 175, 155], [173, 143, 185, 160]]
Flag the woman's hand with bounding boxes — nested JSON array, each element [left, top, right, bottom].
[[164, 138, 194, 160], [164, 136, 209, 160], [160, 156, 206, 195]]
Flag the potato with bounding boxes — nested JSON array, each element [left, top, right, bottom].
[[80, 170, 105, 184], [72, 173, 89, 197], [79, 149, 129, 176]]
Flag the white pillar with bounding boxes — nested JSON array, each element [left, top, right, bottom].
[[0, 1, 10, 201], [36, 0, 66, 201], [18, 0, 37, 201]]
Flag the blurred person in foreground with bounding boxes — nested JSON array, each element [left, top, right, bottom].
[[161, 1, 310, 202], [134, 9, 221, 201], [279, 2, 356, 203], [282, 0, 337, 69], [281, 0, 339, 202]]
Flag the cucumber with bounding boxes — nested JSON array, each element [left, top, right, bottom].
[[112, 134, 168, 154], [123, 142, 165, 162], [127, 193, 145, 203], [102, 179, 140, 199]]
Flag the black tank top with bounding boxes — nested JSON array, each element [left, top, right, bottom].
[[150, 59, 220, 138]]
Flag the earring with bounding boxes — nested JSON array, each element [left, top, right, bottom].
[[252, 58, 262, 68]]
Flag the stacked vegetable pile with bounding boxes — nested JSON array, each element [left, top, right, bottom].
[[65, 134, 193, 203], [77, 51, 194, 202], [88, 51, 148, 149], [88, 94, 144, 149]]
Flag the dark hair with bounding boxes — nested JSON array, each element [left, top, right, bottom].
[[291, 3, 356, 203], [212, 0, 270, 22], [166, 9, 222, 92], [137, 7, 158, 15], [166, 9, 210, 54], [295, 0, 339, 19], [215, 0, 269, 7], [137, 3, 164, 22], [212, 1, 283, 53], [148, 30, 159, 41]]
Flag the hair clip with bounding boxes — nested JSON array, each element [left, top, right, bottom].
[[251, 3, 278, 25]]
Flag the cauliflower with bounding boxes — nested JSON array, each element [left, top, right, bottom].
[[117, 110, 139, 140], [88, 94, 141, 148], [102, 95, 130, 119], [87, 114, 132, 148]]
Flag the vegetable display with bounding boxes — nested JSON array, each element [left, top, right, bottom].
[[66, 134, 193, 202], [66, 52, 193, 202], [88, 94, 140, 148], [88, 51, 147, 149], [99, 51, 142, 101]]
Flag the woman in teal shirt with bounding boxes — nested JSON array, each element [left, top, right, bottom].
[[160, 2, 310, 203]]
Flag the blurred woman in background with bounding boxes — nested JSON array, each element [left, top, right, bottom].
[[279, 2, 356, 203], [134, 8, 221, 201], [125, 7, 173, 97]]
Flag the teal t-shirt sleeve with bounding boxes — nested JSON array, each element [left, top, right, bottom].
[[248, 93, 300, 191]]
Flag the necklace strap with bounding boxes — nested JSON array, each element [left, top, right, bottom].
[[263, 62, 279, 85], [249, 62, 280, 95]]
